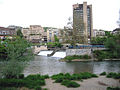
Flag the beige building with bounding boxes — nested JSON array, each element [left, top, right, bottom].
[[47, 28, 59, 42], [22, 28, 30, 40], [22, 25, 47, 43], [73, 2, 93, 44]]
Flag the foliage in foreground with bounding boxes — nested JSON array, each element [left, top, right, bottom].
[[107, 87, 120, 90], [106, 72, 120, 79], [0, 37, 34, 79], [64, 55, 91, 61], [100, 72, 106, 76], [51, 72, 98, 88], [0, 74, 49, 89], [61, 80, 80, 88], [93, 34, 120, 60]]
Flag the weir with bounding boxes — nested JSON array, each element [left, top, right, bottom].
[[47, 49, 59, 57]]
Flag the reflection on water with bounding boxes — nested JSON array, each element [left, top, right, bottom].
[[23, 55, 120, 76]]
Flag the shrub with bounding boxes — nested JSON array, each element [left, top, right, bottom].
[[0, 79, 26, 87], [54, 76, 64, 83], [18, 74, 24, 79], [42, 74, 49, 79], [34, 86, 42, 90], [106, 72, 117, 78], [61, 80, 80, 88], [107, 87, 120, 90], [43, 88, 48, 90], [64, 55, 91, 61], [100, 72, 106, 76], [106, 72, 120, 79]]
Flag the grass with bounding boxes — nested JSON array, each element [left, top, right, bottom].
[[51, 72, 98, 88], [107, 87, 120, 90], [0, 74, 49, 89], [64, 55, 91, 61]]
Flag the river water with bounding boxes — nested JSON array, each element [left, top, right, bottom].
[[23, 51, 120, 76]]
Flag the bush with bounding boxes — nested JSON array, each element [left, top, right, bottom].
[[34, 86, 42, 90], [0, 87, 18, 90], [64, 55, 91, 61], [107, 87, 120, 90], [42, 74, 49, 79], [18, 74, 24, 79], [61, 80, 80, 88], [42, 88, 48, 90], [0, 79, 26, 87], [100, 72, 106, 76], [106, 72, 120, 79]]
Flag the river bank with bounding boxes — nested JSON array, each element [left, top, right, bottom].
[[59, 58, 120, 62], [43, 76, 120, 90]]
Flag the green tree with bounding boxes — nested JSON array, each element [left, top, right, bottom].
[[105, 34, 120, 58], [54, 35, 59, 42], [16, 29, 23, 38], [91, 37, 107, 45], [2, 37, 33, 78]]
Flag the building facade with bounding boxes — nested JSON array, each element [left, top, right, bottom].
[[0, 27, 16, 39], [22, 25, 47, 43], [47, 28, 59, 42], [73, 2, 93, 44], [112, 28, 120, 35], [93, 29, 105, 37]]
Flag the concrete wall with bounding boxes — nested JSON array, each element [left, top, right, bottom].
[[66, 49, 91, 56], [66, 48, 106, 56]]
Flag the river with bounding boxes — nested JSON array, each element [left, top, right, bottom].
[[23, 51, 120, 76]]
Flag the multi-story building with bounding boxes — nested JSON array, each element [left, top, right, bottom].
[[8, 25, 22, 31], [22, 28, 30, 40], [47, 28, 59, 42], [73, 2, 93, 44], [22, 25, 47, 43], [93, 29, 105, 37], [0, 27, 16, 39], [112, 28, 120, 35]]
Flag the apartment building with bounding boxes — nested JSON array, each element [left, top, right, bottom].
[[0, 27, 16, 39], [73, 2, 93, 44], [47, 28, 59, 42]]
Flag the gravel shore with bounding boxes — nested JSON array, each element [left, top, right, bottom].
[[43, 76, 120, 90]]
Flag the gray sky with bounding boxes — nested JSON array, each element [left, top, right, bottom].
[[0, 0, 120, 31]]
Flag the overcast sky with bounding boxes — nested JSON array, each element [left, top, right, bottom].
[[0, 0, 120, 31]]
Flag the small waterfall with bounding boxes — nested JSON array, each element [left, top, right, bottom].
[[38, 51, 66, 58]]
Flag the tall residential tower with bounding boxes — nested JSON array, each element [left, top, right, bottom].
[[73, 2, 93, 44]]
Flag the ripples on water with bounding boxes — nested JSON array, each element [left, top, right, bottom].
[[23, 51, 120, 76], [0, 51, 120, 76]]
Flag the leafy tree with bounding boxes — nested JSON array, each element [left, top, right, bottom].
[[1, 37, 34, 78], [105, 34, 120, 58], [91, 37, 107, 45], [16, 29, 23, 38], [54, 35, 59, 42]]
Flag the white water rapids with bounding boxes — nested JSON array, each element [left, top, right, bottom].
[[38, 51, 66, 58]]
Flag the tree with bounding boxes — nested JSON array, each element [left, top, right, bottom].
[[2, 37, 34, 78], [105, 34, 120, 58], [54, 35, 59, 42], [91, 37, 107, 45], [16, 29, 23, 38]]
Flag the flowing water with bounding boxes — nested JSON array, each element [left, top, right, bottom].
[[23, 51, 120, 76]]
